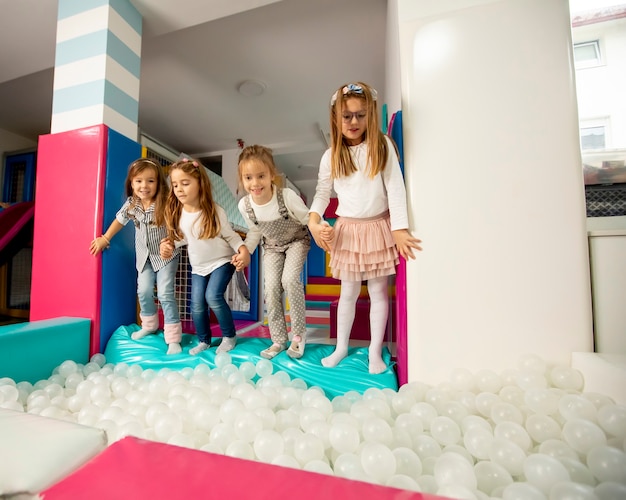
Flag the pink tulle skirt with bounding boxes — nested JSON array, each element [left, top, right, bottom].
[[329, 211, 398, 281]]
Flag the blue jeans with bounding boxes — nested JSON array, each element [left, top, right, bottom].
[[191, 262, 236, 343], [137, 256, 180, 325]]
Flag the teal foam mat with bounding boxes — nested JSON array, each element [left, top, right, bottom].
[[104, 325, 398, 399]]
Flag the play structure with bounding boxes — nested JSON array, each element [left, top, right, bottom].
[[0, 201, 34, 322]]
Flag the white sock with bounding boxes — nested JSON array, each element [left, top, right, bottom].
[[131, 328, 155, 340], [189, 342, 210, 355], [217, 336, 236, 353], [167, 343, 182, 355]]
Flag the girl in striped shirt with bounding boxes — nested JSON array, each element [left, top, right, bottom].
[[90, 158, 183, 355]]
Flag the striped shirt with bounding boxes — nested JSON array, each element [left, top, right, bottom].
[[116, 197, 179, 272]]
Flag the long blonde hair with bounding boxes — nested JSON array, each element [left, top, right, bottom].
[[164, 159, 221, 241], [329, 81, 388, 179]]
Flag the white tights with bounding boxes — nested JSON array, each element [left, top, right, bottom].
[[321, 276, 389, 374]]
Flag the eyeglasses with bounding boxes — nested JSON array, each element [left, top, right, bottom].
[[341, 112, 367, 123]]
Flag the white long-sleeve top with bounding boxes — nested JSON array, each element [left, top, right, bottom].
[[178, 205, 244, 276], [308, 135, 409, 231], [238, 186, 310, 253]]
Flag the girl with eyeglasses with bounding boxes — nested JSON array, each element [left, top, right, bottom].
[[89, 158, 183, 355], [308, 82, 422, 374]]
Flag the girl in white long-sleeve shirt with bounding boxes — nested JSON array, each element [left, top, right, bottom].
[[308, 82, 422, 374], [161, 158, 250, 356]]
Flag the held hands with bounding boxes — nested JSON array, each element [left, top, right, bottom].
[[89, 236, 110, 256], [231, 246, 251, 271], [160, 238, 175, 260], [309, 221, 334, 253], [392, 229, 422, 260]]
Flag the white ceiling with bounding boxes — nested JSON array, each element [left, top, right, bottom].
[[0, 0, 387, 187]]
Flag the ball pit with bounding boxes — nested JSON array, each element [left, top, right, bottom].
[[1, 352, 625, 499]]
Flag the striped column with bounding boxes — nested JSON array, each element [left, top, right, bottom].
[[52, 0, 142, 140]]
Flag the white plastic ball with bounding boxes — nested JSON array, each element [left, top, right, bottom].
[[209, 422, 236, 450], [90, 353, 106, 367], [549, 481, 596, 500], [253, 429, 284, 462], [494, 421, 532, 452], [271, 454, 301, 469], [328, 422, 360, 454], [214, 351, 232, 369], [58, 360, 79, 378], [538, 439, 580, 461], [393, 447, 422, 478], [475, 392, 501, 418], [523, 453, 570, 494], [463, 426, 494, 460], [594, 481, 626, 500], [586, 445, 626, 483], [153, 412, 183, 442], [488, 438, 527, 476], [562, 419, 607, 454], [255, 359, 273, 378], [167, 432, 195, 449], [549, 366, 584, 391], [558, 394, 597, 422], [501, 482, 548, 500], [233, 410, 263, 442], [474, 460, 513, 496], [360, 442, 397, 483], [434, 452, 477, 490], [225, 440, 255, 460], [303, 459, 333, 475], [410, 402, 438, 427], [293, 433, 325, 465], [596, 404, 626, 438], [557, 457, 596, 487], [525, 414, 562, 443], [361, 416, 393, 446]]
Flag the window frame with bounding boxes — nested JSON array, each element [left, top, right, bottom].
[[573, 39, 603, 69]]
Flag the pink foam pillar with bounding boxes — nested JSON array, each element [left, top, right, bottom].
[[30, 125, 108, 354]]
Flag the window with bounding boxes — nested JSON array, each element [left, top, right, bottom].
[[580, 125, 606, 150], [573, 40, 602, 69]]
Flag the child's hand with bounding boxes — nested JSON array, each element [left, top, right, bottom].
[[231, 253, 243, 270], [233, 246, 250, 271], [160, 238, 174, 259], [392, 229, 422, 260], [89, 236, 109, 256], [309, 221, 333, 252]]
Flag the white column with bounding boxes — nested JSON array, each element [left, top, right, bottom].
[[396, 0, 593, 384]]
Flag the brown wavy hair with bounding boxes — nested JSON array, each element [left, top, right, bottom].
[[124, 158, 167, 226], [329, 81, 388, 180], [164, 159, 221, 241]]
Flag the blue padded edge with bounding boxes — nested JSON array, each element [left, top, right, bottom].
[[0, 317, 91, 383], [100, 129, 142, 352], [104, 325, 398, 399]]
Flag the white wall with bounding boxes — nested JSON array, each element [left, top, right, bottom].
[[394, 0, 593, 384], [572, 14, 626, 150], [193, 147, 240, 196]]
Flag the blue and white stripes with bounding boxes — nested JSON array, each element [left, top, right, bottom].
[[51, 0, 142, 140]]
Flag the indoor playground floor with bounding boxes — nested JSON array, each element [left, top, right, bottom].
[[103, 322, 399, 399]]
